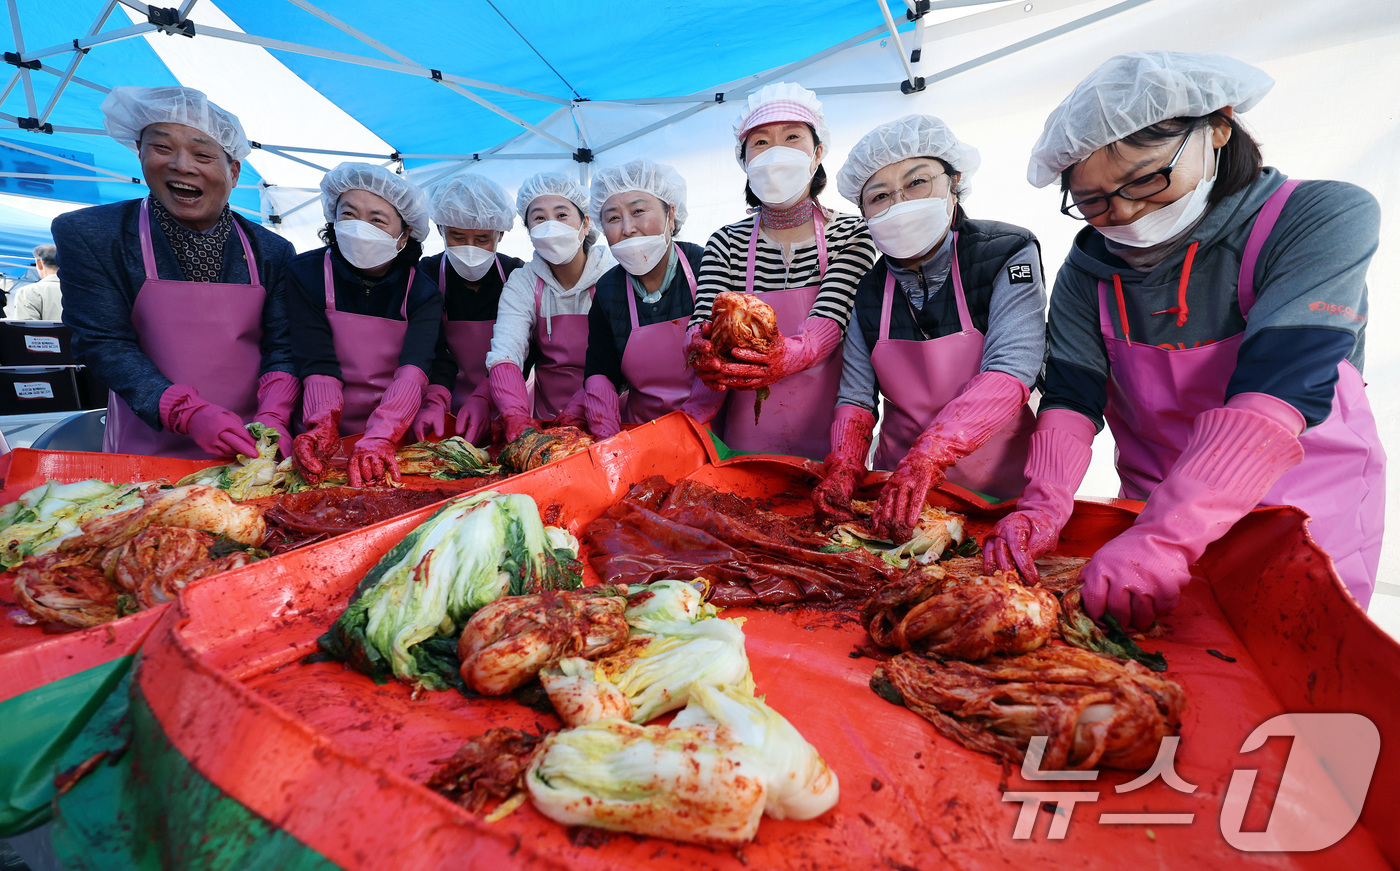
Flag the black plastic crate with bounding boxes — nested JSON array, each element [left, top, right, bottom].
[[0, 366, 81, 414], [0, 320, 75, 365]]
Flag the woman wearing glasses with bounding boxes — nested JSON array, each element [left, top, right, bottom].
[[811, 115, 1046, 542], [985, 51, 1384, 628]]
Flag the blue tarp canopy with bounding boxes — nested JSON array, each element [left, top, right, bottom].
[[0, 200, 53, 274], [0, 0, 895, 218]]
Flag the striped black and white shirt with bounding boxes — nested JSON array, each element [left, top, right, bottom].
[[689, 211, 877, 328]]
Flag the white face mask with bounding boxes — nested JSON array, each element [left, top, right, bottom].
[[745, 145, 815, 207], [446, 244, 495, 281], [530, 220, 584, 265], [610, 234, 670, 276], [1097, 140, 1218, 248], [866, 197, 953, 261], [335, 219, 404, 270]]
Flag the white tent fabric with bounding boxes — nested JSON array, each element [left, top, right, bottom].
[[12, 0, 1400, 619]]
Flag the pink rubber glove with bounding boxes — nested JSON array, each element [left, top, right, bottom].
[[872, 371, 1030, 543], [719, 316, 842, 390], [412, 384, 452, 441], [982, 408, 1096, 582], [811, 404, 875, 522], [553, 388, 588, 430], [159, 385, 259, 459], [454, 380, 493, 445], [292, 375, 343, 484], [582, 374, 621, 439], [679, 370, 726, 423], [685, 322, 724, 386], [1081, 402, 1304, 631], [349, 365, 428, 487], [490, 362, 540, 442], [252, 371, 299, 458]]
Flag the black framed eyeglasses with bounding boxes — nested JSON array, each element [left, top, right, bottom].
[[1060, 128, 1196, 221]]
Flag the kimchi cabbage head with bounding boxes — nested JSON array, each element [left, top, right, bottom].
[[0, 479, 160, 569], [525, 718, 769, 847], [176, 423, 296, 501], [318, 491, 582, 691]]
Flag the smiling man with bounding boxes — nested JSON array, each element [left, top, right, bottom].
[[51, 86, 299, 459]]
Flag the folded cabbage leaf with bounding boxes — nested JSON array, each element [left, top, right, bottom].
[[673, 685, 839, 821], [541, 580, 753, 725]]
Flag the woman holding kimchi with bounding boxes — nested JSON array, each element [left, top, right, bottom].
[[685, 82, 877, 460], [985, 51, 1385, 628]]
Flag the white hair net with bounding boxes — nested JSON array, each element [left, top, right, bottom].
[[836, 114, 979, 206], [516, 171, 597, 244], [101, 86, 250, 161], [589, 158, 689, 233], [320, 162, 431, 241], [432, 174, 514, 234], [733, 81, 831, 165], [1027, 51, 1274, 188]]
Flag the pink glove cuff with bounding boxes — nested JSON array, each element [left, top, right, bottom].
[[1024, 409, 1095, 484], [489, 362, 532, 419], [680, 374, 725, 423], [256, 370, 299, 406], [830, 404, 875, 464], [1225, 392, 1306, 437], [797, 315, 843, 363], [1015, 408, 1095, 525], [1168, 405, 1303, 494], [583, 374, 621, 436], [914, 370, 1029, 459], [363, 365, 428, 442], [302, 374, 344, 424], [158, 384, 202, 433]]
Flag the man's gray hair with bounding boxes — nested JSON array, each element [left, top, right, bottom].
[[33, 244, 57, 269]]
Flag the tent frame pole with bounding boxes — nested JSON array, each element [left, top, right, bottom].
[[23, 23, 156, 62], [874, 0, 922, 91], [0, 137, 142, 181], [35, 0, 119, 122], [6, 0, 36, 118], [254, 145, 332, 174], [921, 0, 1155, 88]]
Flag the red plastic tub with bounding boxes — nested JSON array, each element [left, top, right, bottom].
[[47, 413, 1400, 869]]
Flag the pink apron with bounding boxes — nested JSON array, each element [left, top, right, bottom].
[[532, 276, 594, 420], [323, 252, 414, 435], [718, 212, 843, 461], [439, 254, 504, 408], [620, 247, 698, 423], [870, 236, 1034, 498], [1099, 179, 1384, 605], [104, 200, 264, 459]]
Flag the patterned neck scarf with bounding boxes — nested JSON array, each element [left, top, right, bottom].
[[150, 196, 234, 283], [757, 197, 814, 230]]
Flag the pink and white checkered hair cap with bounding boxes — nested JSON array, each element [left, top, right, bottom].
[[733, 82, 830, 165]]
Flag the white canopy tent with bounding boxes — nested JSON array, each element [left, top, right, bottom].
[[8, 0, 1400, 616]]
